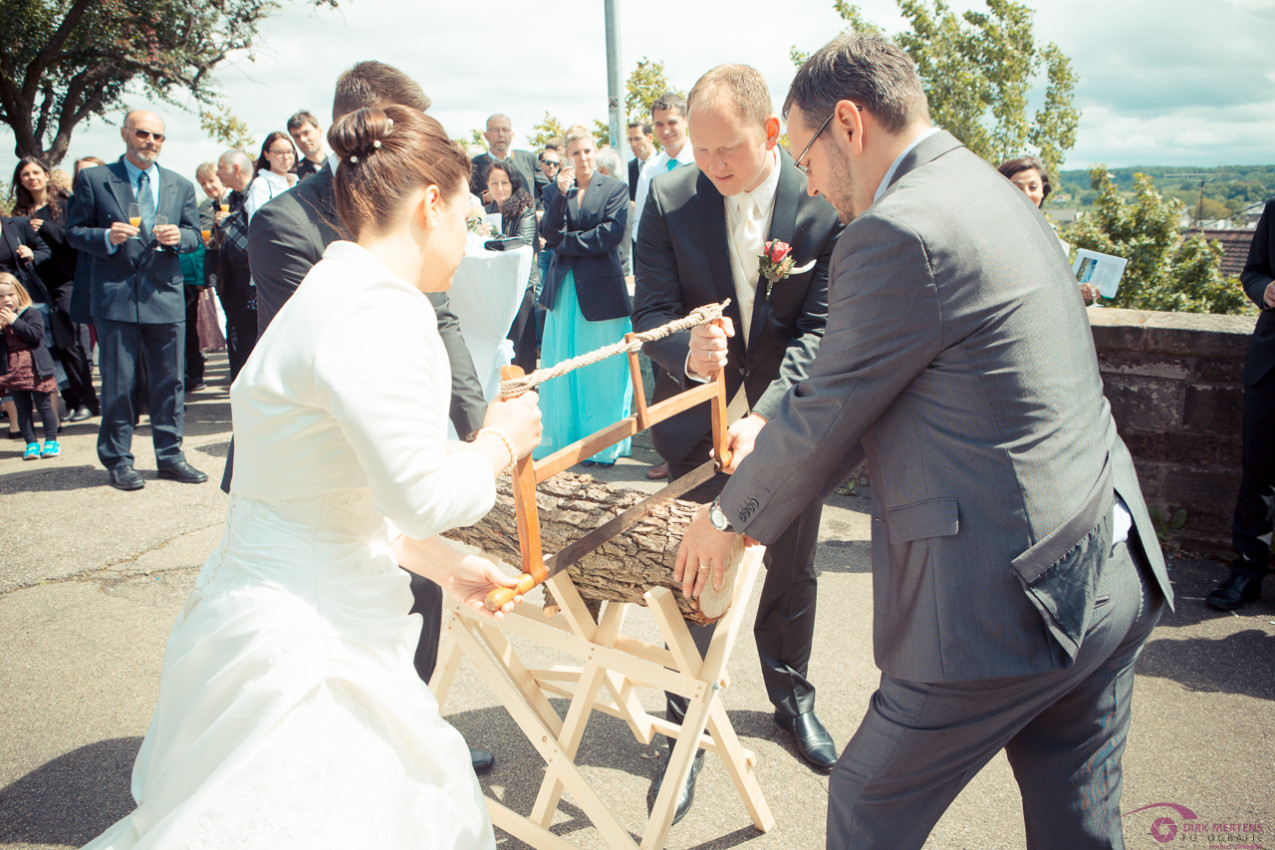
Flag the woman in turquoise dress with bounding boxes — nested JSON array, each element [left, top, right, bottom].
[[536, 128, 632, 466]]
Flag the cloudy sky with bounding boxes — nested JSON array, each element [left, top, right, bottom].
[[2, 0, 1273, 185]]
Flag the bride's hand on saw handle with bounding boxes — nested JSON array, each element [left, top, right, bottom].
[[392, 536, 523, 619], [474, 391, 542, 476]]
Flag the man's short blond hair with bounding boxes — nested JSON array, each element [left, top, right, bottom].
[[687, 64, 773, 131]]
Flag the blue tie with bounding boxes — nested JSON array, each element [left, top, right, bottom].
[[137, 170, 156, 235], [666, 158, 679, 172]]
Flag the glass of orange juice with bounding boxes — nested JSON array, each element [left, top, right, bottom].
[[127, 202, 141, 237]]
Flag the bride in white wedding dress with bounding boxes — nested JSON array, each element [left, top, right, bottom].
[[81, 105, 541, 850]]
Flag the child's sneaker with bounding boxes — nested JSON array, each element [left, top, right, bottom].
[[41, 440, 60, 458], [23, 442, 41, 460]]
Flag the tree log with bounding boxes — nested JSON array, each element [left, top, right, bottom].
[[443, 471, 719, 625]]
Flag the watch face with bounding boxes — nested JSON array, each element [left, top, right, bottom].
[[710, 503, 730, 531]]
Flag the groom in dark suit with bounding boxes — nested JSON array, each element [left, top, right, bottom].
[[244, 60, 493, 774], [67, 109, 206, 490], [677, 35, 1174, 848], [633, 64, 843, 823]]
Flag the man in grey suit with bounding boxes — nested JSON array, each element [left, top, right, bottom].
[[67, 109, 207, 490], [677, 35, 1173, 849], [634, 63, 843, 822]]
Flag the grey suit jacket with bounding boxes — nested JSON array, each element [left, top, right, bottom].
[[633, 153, 841, 464], [719, 131, 1173, 683], [66, 159, 200, 324], [247, 162, 487, 438]]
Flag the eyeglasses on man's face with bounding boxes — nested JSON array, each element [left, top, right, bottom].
[[131, 128, 165, 143]]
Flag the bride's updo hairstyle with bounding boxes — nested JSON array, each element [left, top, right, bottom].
[[328, 104, 470, 240]]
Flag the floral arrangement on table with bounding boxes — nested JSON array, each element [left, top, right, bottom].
[[466, 200, 492, 237]]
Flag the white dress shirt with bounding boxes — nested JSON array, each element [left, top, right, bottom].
[[685, 148, 783, 423], [632, 143, 697, 244]]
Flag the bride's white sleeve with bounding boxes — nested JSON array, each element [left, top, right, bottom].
[[311, 286, 495, 539]]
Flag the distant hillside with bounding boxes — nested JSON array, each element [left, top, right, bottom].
[[1056, 164, 1275, 216]]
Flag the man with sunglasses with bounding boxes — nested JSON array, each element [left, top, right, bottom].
[[68, 109, 206, 491], [675, 34, 1174, 848]]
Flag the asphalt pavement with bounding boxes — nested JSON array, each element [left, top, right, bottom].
[[1, 351, 1272, 849]]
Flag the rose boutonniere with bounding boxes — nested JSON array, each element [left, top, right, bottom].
[[758, 239, 816, 299]]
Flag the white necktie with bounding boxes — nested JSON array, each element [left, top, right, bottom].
[[733, 195, 765, 346]]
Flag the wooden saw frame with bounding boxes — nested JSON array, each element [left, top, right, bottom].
[[431, 327, 774, 848]]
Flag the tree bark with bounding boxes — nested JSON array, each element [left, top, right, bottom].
[[444, 471, 719, 625]]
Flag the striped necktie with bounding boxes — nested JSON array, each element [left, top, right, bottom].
[[136, 170, 156, 234]]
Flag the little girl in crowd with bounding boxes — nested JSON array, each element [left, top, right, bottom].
[[0, 273, 59, 460]]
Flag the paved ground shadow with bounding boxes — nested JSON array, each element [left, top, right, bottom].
[[0, 737, 140, 847]]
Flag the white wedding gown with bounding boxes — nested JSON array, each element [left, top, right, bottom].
[[82, 242, 499, 849]]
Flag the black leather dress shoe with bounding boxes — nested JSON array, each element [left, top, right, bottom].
[[469, 746, 495, 775], [108, 465, 145, 491], [646, 750, 704, 826], [158, 461, 209, 484], [68, 406, 93, 422], [1206, 572, 1264, 611], [774, 710, 838, 773]]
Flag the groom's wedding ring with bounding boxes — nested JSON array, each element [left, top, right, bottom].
[[697, 565, 708, 572]]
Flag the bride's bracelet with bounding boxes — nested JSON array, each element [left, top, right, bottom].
[[476, 427, 518, 477]]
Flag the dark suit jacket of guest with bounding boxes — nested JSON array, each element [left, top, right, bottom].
[[247, 161, 487, 438], [472, 150, 544, 207], [628, 157, 642, 202], [27, 200, 78, 308], [66, 159, 201, 325], [0, 215, 52, 305], [1241, 199, 1275, 386], [538, 175, 630, 322], [0, 306, 55, 379], [717, 132, 1174, 684], [633, 154, 842, 465]]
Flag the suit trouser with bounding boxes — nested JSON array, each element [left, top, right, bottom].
[[666, 449, 822, 721], [407, 572, 445, 682], [1230, 367, 1275, 577], [218, 263, 258, 381], [96, 317, 185, 470], [826, 524, 1165, 850], [52, 311, 98, 412], [183, 285, 205, 385]]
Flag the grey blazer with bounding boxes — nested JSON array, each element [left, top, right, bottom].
[[66, 159, 201, 325], [719, 131, 1174, 683]]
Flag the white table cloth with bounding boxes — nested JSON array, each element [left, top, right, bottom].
[[447, 238, 533, 412]]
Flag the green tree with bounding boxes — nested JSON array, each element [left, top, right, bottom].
[[0, 0, 335, 165], [801, 0, 1079, 176], [625, 57, 673, 126], [526, 112, 567, 150], [199, 105, 255, 151], [1066, 166, 1251, 315]]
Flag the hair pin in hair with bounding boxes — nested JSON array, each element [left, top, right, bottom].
[[385, 118, 395, 131], [349, 155, 359, 164], [372, 140, 381, 149]]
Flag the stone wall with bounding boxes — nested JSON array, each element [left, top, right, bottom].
[[1088, 308, 1254, 558]]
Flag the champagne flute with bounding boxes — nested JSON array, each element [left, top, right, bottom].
[[152, 214, 168, 251], [128, 202, 142, 239]]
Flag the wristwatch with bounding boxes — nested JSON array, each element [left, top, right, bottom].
[[708, 497, 734, 532]]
